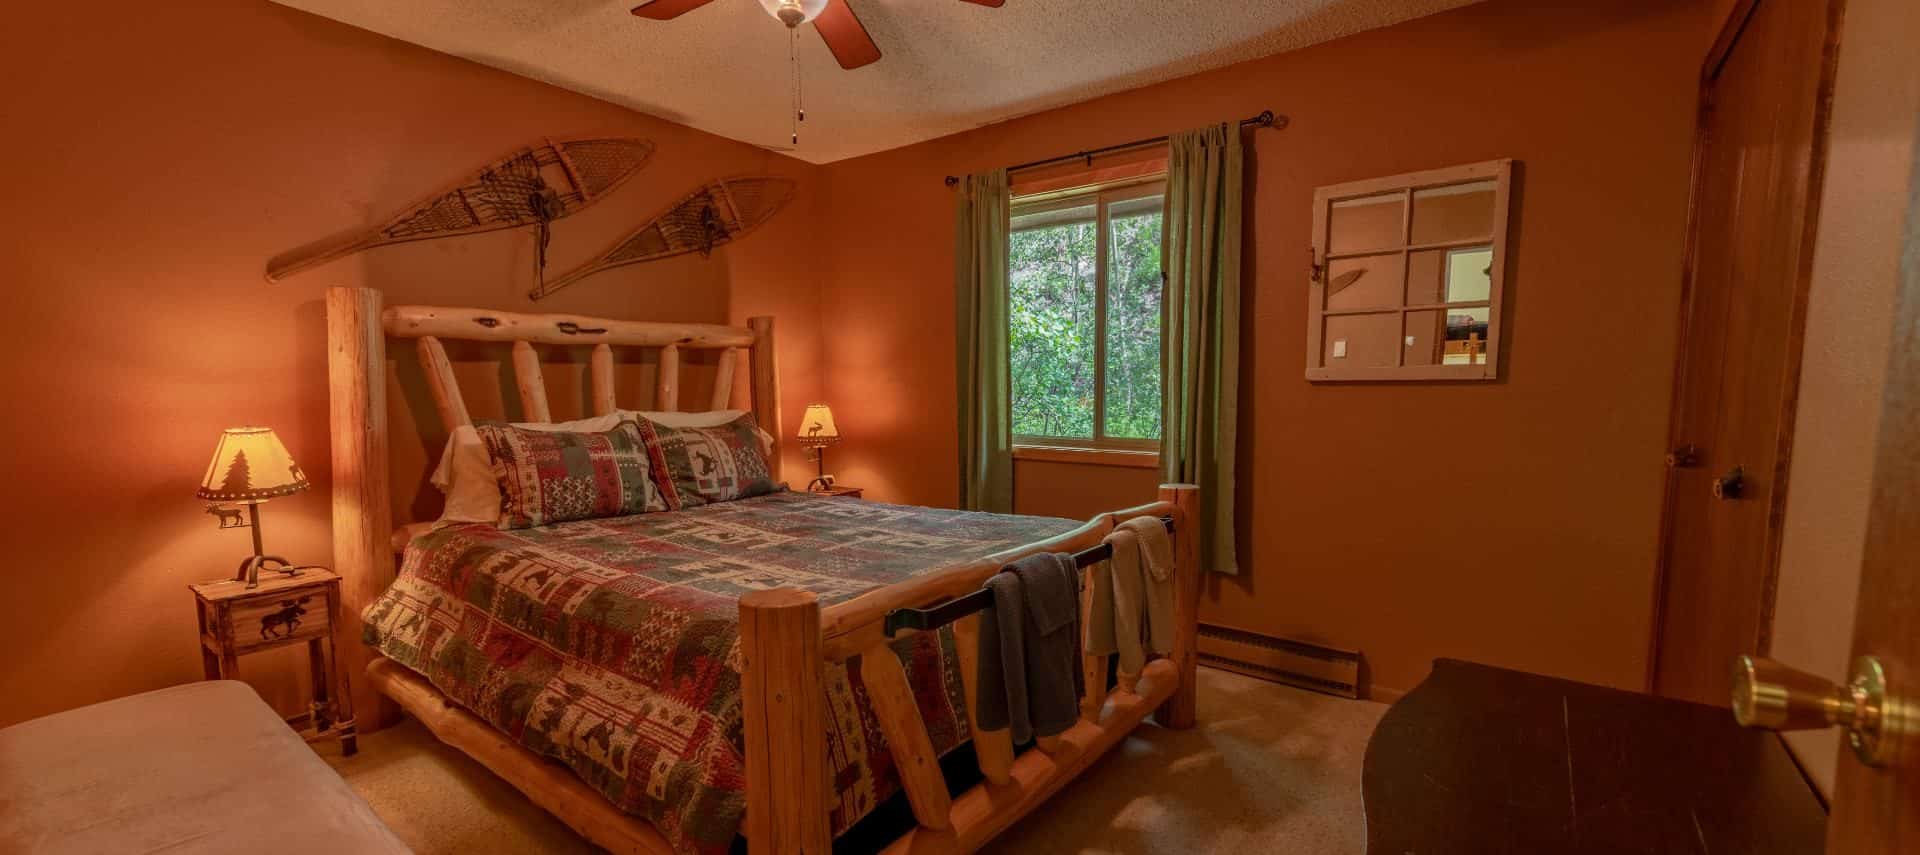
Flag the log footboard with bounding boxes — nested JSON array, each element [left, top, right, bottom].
[[742, 482, 1205, 854], [368, 484, 1204, 855]]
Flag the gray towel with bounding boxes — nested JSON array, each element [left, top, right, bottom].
[[974, 552, 1084, 743]]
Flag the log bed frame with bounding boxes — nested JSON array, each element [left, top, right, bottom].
[[324, 286, 1202, 854]]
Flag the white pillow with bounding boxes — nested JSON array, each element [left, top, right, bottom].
[[430, 410, 773, 528]]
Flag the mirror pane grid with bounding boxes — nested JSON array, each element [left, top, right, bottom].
[[1328, 192, 1406, 255], [1326, 252, 1408, 312], [1323, 312, 1402, 369], [1410, 180, 1497, 245]]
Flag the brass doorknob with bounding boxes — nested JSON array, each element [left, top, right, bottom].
[[1732, 655, 1911, 767]]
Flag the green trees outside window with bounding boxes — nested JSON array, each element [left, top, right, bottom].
[[1009, 181, 1164, 446]]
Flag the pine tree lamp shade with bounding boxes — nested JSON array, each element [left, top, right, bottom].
[[197, 426, 308, 588], [197, 426, 309, 502]]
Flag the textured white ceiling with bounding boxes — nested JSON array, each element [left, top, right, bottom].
[[271, 0, 1481, 164]]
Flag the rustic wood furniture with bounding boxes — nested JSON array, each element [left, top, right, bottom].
[[1363, 658, 1825, 854], [191, 568, 356, 755], [325, 286, 1204, 854]]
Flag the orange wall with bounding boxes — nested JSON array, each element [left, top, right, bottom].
[[816, 0, 1707, 696], [0, 0, 1715, 723], [0, 0, 822, 725]]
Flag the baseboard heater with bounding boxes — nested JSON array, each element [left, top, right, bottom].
[[1196, 623, 1361, 699]]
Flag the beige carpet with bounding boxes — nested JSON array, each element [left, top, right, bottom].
[[321, 668, 1385, 854]]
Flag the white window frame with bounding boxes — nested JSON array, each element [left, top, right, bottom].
[[1009, 176, 1167, 457]]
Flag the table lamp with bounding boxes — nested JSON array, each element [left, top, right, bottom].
[[797, 403, 840, 492], [198, 426, 310, 588]]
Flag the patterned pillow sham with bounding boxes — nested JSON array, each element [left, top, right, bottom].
[[475, 419, 666, 529], [635, 413, 778, 509]]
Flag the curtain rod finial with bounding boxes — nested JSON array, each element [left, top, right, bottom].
[[944, 175, 960, 187]]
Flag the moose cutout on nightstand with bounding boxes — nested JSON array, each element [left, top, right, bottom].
[[260, 596, 310, 640]]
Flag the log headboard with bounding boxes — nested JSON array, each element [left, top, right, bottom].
[[324, 285, 781, 723]]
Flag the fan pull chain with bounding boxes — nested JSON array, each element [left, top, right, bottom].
[[789, 28, 805, 146]]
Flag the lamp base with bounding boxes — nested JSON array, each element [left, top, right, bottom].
[[803, 443, 837, 493], [235, 554, 300, 589]]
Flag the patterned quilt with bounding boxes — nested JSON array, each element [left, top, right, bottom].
[[362, 490, 1077, 855]]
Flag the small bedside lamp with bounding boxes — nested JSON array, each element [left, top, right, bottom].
[[198, 426, 309, 588], [797, 403, 840, 492]]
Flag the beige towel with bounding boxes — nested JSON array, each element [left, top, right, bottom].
[[1086, 518, 1177, 676], [1119, 516, 1175, 583]]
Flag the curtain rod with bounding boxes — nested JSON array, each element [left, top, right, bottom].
[[942, 110, 1286, 187]]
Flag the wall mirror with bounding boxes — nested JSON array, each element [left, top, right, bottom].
[[1307, 159, 1513, 381]]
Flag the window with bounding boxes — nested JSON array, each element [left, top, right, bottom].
[[1010, 179, 1166, 452], [1306, 159, 1513, 381]]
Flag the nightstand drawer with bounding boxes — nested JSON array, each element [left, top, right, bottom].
[[227, 589, 330, 653]]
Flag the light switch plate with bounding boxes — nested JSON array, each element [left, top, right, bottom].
[[1332, 339, 1348, 358]]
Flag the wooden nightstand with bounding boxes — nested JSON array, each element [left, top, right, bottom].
[[191, 569, 356, 755], [808, 485, 863, 499]]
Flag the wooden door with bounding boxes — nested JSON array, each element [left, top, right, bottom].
[[1649, 0, 1843, 706], [1824, 82, 1920, 855]]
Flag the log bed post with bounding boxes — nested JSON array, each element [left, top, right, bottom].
[[748, 316, 782, 480], [511, 340, 552, 422], [327, 286, 396, 729], [654, 343, 680, 411], [1156, 483, 1202, 730], [711, 347, 738, 411], [739, 588, 830, 854], [590, 343, 617, 416]]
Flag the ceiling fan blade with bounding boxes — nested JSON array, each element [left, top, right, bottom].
[[630, 0, 719, 20], [815, 0, 882, 70], [959, 0, 1005, 6]]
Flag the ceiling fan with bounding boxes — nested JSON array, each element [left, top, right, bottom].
[[632, 0, 1005, 71]]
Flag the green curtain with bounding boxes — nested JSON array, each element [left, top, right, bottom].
[[1162, 123, 1244, 575], [955, 170, 1014, 513]]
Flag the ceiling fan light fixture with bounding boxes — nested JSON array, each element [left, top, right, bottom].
[[758, 0, 827, 28]]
